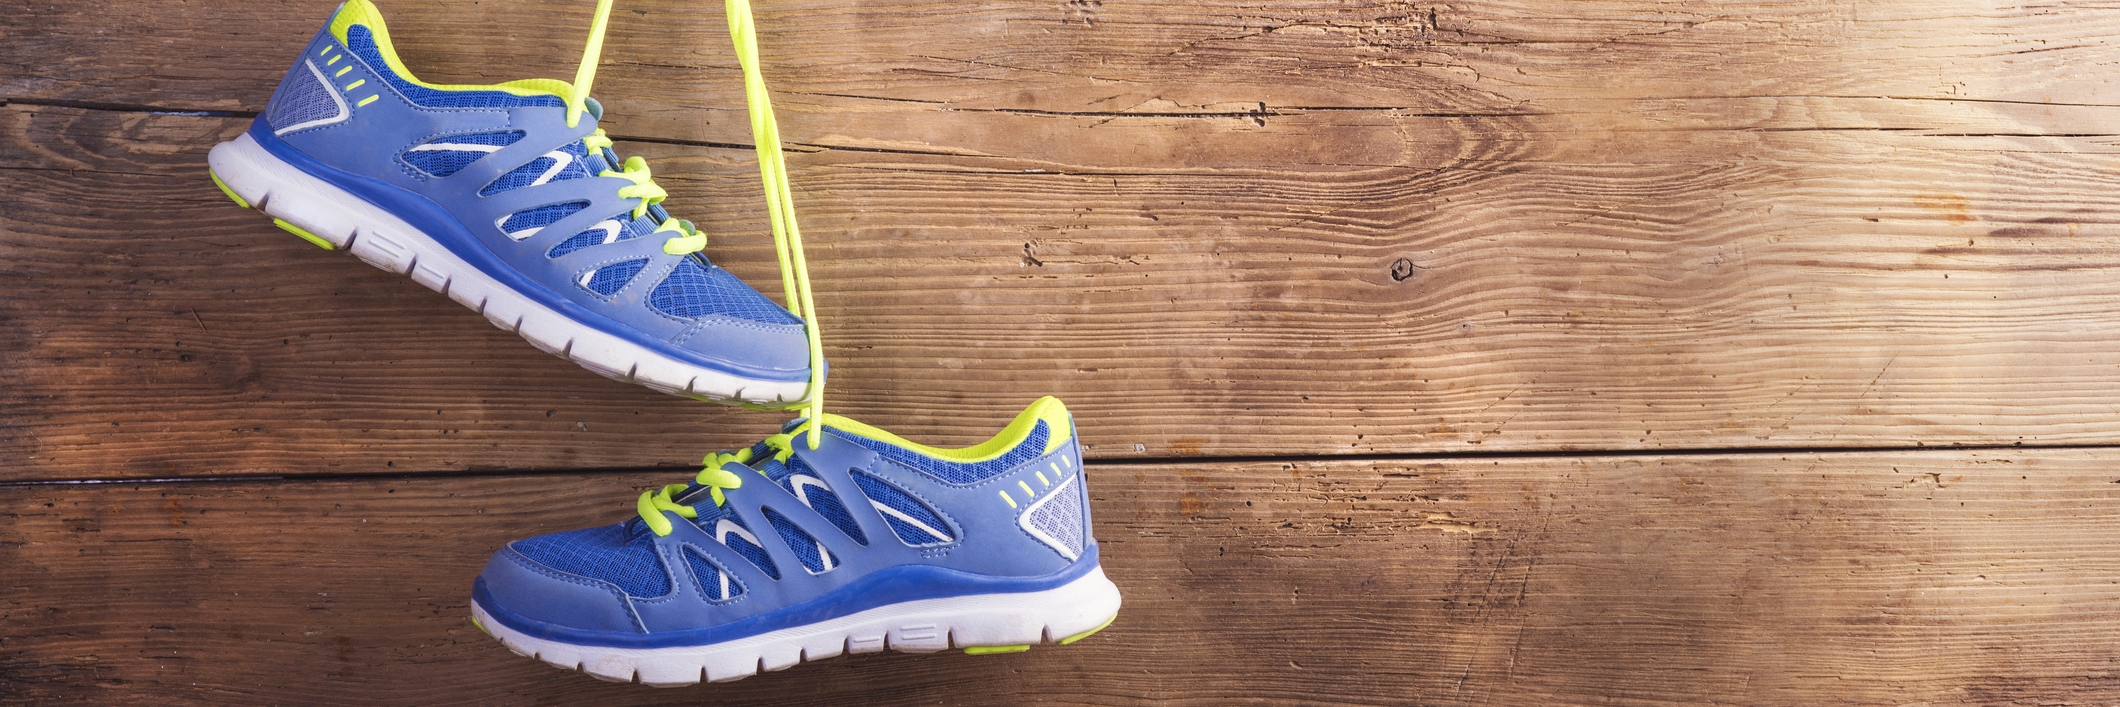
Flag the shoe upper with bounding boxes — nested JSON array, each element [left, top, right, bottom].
[[253, 0, 812, 384], [474, 397, 1100, 646]]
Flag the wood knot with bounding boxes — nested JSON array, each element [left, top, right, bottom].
[[1390, 258, 1422, 281]]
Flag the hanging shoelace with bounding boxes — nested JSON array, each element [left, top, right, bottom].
[[566, 0, 827, 451]]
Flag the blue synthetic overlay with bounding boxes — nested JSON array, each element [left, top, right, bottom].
[[850, 469, 952, 545], [265, 62, 339, 131], [345, 25, 564, 110], [476, 416, 1098, 649], [763, 508, 835, 573], [250, 121, 813, 382], [841, 421, 1050, 486], [585, 258, 647, 296], [649, 257, 804, 326], [720, 515, 781, 580], [684, 547, 741, 601], [511, 525, 671, 599], [501, 201, 588, 234], [474, 544, 1102, 648]]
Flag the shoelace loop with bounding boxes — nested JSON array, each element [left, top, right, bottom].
[[578, 129, 705, 254], [636, 426, 812, 536], [576, 0, 830, 533], [601, 155, 669, 218], [568, 0, 825, 435]]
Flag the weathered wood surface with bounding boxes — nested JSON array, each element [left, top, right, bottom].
[[12, 2, 2120, 477], [12, 1, 2120, 702], [7, 451, 2120, 706]]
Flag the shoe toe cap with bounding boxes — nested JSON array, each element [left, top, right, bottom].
[[673, 316, 813, 377], [475, 545, 645, 635]]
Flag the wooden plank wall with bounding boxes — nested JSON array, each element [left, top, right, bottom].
[[8, 0, 2120, 704]]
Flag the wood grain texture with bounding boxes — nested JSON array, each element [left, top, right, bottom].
[[7, 450, 2120, 705], [13, 0, 2120, 478]]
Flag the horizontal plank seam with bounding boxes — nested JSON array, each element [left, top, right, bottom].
[[4, 96, 255, 118], [5, 441, 2110, 488]]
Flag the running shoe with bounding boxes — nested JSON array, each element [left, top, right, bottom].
[[206, 0, 823, 407], [470, 396, 1122, 685]]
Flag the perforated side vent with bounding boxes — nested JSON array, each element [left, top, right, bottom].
[[850, 469, 954, 546], [403, 131, 523, 177], [546, 219, 626, 258], [712, 515, 780, 580], [1020, 471, 1085, 560], [267, 60, 349, 135], [498, 201, 587, 239], [785, 471, 868, 546], [684, 547, 743, 601], [763, 508, 838, 574], [584, 259, 648, 296]]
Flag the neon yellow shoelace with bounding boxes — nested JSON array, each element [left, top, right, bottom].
[[636, 430, 807, 536], [567, 0, 827, 452]]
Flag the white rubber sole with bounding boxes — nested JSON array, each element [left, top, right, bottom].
[[471, 566, 1121, 687], [206, 132, 809, 407]]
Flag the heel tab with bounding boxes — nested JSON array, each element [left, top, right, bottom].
[[1016, 396, 1073, 454], [327, 0, 389, 45]]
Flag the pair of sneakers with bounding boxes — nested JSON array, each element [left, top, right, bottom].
[[209, 0, 1119, 685]]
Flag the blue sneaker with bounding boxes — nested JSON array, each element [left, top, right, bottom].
[[470, 396, 1122, 685], [207, 0, 821, 407]]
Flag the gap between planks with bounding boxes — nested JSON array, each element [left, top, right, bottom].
[[9, 441, 2120, 487]]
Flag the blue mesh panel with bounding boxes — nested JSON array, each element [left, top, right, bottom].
[[763, 508, 835, 574], [841, 421, 1049, 485], [546, 228, 607, 258], [500, 201, 587, 234], [614, 216, 651, 242], [511, 524, 671, 598], [345, 26, 566, 110], [891, 516, 941, 544], [721, 515, 780, 580], [1028, 478, 1085, 557], [851, 470, 952, 545], [553, 142, 593, 181], [265, 61, 341, 131], [545, 215, 652, 258], [405, 132, 523, 177], [585, 258, 648, 296], [806, 488, 865, 545], [403, 150, 484, 177], [779, 458, 866, 545], [647, 257, 804, 326], [684, 547, 742, 601], [481, 157, 555, 196]]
